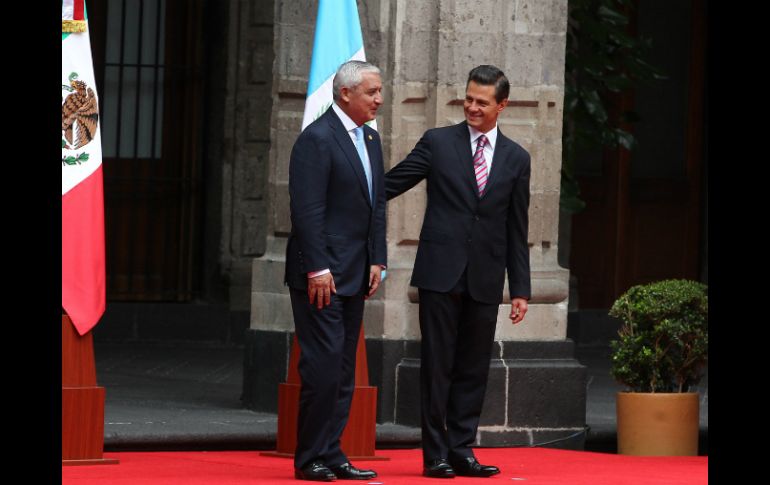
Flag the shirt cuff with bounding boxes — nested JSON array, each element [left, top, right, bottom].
[[308, 269, 331, 278]]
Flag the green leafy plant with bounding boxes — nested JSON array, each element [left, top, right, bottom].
[[609, 279, 708, 393], [561, 0, 666, 213]]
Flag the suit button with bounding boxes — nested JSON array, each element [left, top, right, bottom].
[[474, 215, 480, 221]]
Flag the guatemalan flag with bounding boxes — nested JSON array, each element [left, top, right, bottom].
[[302, 0, 376, 131], [61, 0, 105, 335]]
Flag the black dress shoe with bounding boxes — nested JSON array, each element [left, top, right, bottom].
[[295, 461, 336, 481], [450, 456, 500, 477], [423, 458, 456, 478], [329, 462, 377, 480]]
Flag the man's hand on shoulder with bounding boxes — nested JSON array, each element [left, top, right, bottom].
[[308, 272, 336, 309]]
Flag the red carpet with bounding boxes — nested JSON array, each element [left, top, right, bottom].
[[62, 448, 707, 484]]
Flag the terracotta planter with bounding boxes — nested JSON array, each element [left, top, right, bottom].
[[616, 392, 699, 456]]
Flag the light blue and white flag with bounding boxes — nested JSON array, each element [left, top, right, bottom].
[[301, 0, 376, 131]]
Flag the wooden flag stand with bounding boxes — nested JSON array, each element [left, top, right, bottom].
[[62, 314, 118, 465], [262, 326, 388, 460]]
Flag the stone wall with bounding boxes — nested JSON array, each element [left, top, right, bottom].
[[219, 0, 275, 310], [244, 0, 586, 448]]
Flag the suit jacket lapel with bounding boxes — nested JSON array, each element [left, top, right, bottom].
[[362, 124, 380, 204], [326, 110, 373, 207], [453, 122, 481, 197]]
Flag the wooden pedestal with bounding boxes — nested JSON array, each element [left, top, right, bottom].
[[62, 315, 118, 465], [263, 327, 387, 460]]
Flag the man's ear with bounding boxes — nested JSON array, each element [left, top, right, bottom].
[[497, 98, 509, 112], [339, 86, 351, 104]]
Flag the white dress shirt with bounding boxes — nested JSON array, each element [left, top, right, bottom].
[[468, 124, 498, 172], [332, 103, 372, 170]]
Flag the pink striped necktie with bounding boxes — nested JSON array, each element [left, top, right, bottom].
[[473, 134, 489, 196]]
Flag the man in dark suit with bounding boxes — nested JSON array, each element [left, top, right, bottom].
[[285, 60, 386, 482], [385, 65, 531, 478]]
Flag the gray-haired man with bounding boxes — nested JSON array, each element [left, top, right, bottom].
[[284, 60, 386, 481]]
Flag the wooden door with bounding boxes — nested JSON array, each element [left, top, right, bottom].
[[569, 0, 707, 308], [88, 0, 204, 301]]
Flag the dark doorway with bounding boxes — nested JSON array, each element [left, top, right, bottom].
[[569, 0, 707, 308], [89, 0, 204, 301]]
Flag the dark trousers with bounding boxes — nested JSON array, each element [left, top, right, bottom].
[[418, 285, 499, 463], [289, 287, 365, 470]]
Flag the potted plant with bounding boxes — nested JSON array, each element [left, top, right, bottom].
[[608, 279, 708, 455]]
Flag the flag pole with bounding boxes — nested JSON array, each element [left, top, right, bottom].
[[62, 0, 113, 465]]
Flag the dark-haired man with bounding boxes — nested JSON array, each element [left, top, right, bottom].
[[385, 65, 531, 478]]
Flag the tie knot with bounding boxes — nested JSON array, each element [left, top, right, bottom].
[[354, 126, 364, 140], [476, 134, 487, 148]]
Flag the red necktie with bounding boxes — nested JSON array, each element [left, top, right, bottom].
[[473, 134, 489, 196]]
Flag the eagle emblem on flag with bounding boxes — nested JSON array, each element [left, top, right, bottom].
[[62, 72, 99, 153]]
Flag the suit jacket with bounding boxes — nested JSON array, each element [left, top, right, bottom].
[[385, 121, 531, 304], [285, 108, 387, 296]]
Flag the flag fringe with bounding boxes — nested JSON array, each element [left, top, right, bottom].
[[62, 20, 87, 33]]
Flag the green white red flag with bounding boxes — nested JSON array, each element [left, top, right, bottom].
[[62, 0, 105, 335]]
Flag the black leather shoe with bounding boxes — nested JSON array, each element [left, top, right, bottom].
[[423, 458, 456, 478], [329, 462, 377, 480], [450, 456, 500, 477], [295, 461, 336, 481]]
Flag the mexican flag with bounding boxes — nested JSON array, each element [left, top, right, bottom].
[[62, 0, 105, 335], [301, 0, 376, 131]]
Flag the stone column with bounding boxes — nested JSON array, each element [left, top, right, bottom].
[[244, 0, 586, 449], [379, 0, 585, 448], [220, 0, 275, 311], [243, 0, 394, 414], [242, 0, 314, 411]]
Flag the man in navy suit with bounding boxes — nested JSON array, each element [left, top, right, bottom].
[[285, 60, 387, 482], [385, 65, 531, 478]]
